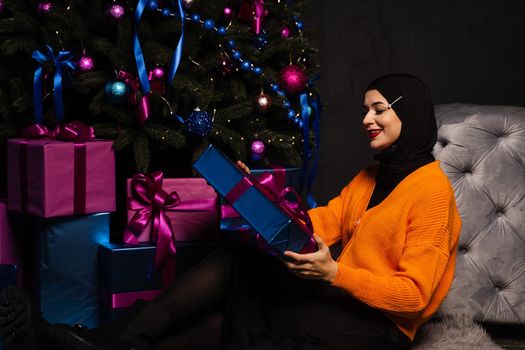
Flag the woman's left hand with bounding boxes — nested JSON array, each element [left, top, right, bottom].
[[281, 234, 338, 283]]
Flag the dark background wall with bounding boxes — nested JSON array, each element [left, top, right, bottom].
[[303, 0, 525, 204]]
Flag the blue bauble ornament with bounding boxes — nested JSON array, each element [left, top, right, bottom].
[[203, 19, 215, 30], [185, 108, 213, 136], [104, 80, 130, 104]]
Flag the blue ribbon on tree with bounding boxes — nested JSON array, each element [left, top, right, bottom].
[[133, 0, 185, 125], [32, 45, 76, 124], [299, 92, 321, 209]]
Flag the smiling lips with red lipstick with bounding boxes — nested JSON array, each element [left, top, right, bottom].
[[367, 129, 383, 139]]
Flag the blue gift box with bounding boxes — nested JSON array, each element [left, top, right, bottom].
[[0, 264, 17, 290], [220, 168, 301, 231], [34, 213, 110, 328], [193, 145, 314, 255], [98, 241, 217, 322]]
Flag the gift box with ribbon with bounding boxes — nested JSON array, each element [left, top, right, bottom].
[[0, 201, 18, 265], [220, 168, 301, 232], [0, 264, 17, 290], [7, 123, 116, 218], [98, 241, 217, 322], [193, 145, 317, 255], [32, 213, 110, 328], [124, 172, 220, 273]]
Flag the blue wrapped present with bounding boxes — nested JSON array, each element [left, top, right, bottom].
[[193, 145, 316, 255], [98, 241, 217, 322], [34, 213, 110, 328], [220, 168, 301, 231], [0, 264, 17, 290]]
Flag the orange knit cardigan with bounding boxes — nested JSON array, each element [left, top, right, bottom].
[[308, 160, 462, 341]]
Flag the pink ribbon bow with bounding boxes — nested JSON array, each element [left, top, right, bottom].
[[124, 172, 217, 272], [21, 121, 95, 141]]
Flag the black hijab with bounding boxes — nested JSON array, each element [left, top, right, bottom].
[[365, 74, 437, 209]]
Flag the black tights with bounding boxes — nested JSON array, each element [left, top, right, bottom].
[[91, 246, 232, 349]]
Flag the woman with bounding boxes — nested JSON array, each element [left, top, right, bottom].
[[0, 74, 461, 350]]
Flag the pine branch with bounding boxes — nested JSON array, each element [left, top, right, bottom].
[[133, 133, 151, 173], [113, 129, 134, 151], [215, 101, 253, 122], [143, 123, 186, 149], [0, 37, 37, 56], [92, 122, 119, 138]]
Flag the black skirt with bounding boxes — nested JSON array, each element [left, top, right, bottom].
[[223, 242, 411, 350]]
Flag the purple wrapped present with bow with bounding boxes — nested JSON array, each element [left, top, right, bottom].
[[7, 45, 115, 218], [123, 172, 219, 273], [193, 145, 317, 255], [7, 122, 116, 218]]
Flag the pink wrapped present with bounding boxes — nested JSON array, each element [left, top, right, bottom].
[[7, 123, 115, 217], [124, 172, 219, 272], [0, 201, 18, 264]]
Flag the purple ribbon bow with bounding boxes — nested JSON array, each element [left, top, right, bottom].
[[117, 70, 150, 126], [21, 121, 96, 141], [124, 172, 216, 273]]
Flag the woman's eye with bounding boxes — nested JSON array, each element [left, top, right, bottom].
[[374, 109, 385, 115]]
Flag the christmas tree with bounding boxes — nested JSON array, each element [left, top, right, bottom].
[[0, 0, 319, 186]]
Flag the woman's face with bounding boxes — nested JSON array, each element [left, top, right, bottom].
[[362, 89, 402, 150]]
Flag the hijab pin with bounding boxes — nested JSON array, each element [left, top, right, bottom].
[[387, 95, 403, 109]]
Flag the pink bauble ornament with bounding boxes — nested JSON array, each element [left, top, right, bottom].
[[280, 27, 291, 38], [151, 67, 165, 79], [182, 0, 194, 9], [279, 65, 307, 95], [107, 3, 125, 19], [255, 93, 272, 112], [37, 2, 52, 13], [78, 56, 95, 72], [0, 1, 5, 13], [223, 6, 233, 19], [250, 140, 266, 158]]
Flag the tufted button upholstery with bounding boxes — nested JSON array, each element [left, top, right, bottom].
[[433, 104, 525, 324]]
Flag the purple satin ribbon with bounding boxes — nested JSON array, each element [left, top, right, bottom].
[[223, 168, 316, 254], [253, 0, 265, 35], [18, 121, 95, 214], [238, 0, 265, 35], [111, 290, 162, 309], [123, 172, 217, 273], [117, 70, 150, 126]]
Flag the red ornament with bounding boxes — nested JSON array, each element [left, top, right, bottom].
[[279, 65, 307, 95], [255, 93, 272, 112]]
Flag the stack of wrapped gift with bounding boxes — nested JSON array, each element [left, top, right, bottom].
[[6, 122, 115, 328], [98, 172, 220, 321]]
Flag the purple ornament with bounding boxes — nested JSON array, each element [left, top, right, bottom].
[[37, 2, 52, 13], [0, 0, 5, 13], [151, 67, 165, 79], [279, 65, 307, 95], [108, 3, 125, 19], [250, 140, 266, 157], [280, 27, 291, 38], [223, 6, 233, 19], [181, 0, 194, 9], [78, 56, 95, 72]]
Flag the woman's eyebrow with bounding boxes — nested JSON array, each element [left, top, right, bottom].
[[363, 101, 387, 108]]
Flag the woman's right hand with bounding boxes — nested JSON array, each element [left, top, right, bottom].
[[236, 161, 251, 174]]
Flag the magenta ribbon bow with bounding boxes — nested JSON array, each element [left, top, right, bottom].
[[124, 172, 216, 272], [20, 121, 96, 141], [224, 169, 316, 254], [117, 70, 150, 126]]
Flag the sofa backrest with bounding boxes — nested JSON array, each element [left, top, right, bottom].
[[433, 103, 525, 323]]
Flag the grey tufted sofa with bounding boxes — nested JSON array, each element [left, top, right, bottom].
[[432, 103, 525, 324]]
